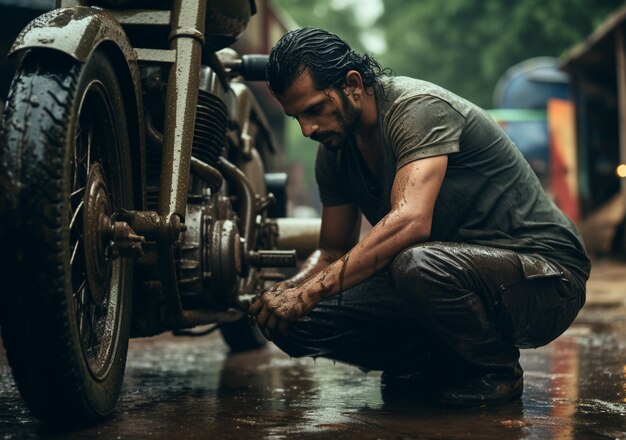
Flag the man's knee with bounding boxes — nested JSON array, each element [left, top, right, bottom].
[[390, 242, 479, 310], [390, 245, 439, 308], [391, 243, 450, 286], [392, 246, 425, 284]]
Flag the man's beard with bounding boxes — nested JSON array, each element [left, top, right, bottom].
[[313, 92, 361, 151]]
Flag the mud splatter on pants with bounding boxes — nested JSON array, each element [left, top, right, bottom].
[[271, 242, 586, 380]]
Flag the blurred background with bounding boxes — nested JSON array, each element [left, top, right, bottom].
[[261, 0, 626, 258], [1, 0, 626, 257]]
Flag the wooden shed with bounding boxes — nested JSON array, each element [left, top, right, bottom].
[[561, 4, 626, 255]]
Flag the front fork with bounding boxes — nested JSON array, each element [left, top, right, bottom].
[[155, 0, 207, 327], [119, 0, 210, 328], [159, 0, 206, 221]]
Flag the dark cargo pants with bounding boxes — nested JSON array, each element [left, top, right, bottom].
[[271, 242, 587, 378]]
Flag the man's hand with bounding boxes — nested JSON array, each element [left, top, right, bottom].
[[248, 284, 318, 339]]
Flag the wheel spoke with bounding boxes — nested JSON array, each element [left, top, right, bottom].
[[88, 305, 98, 348], [75, 279, 87, 336], [73, 117, 93, 189], [86, 121, 93, 176], [70, 237, 81, 266], [74, 121, 83, 144], [73, 123, 83, 190], [74, 279, 86, 304], [69, 199, 84, 232], [71, 186, 85, 200]]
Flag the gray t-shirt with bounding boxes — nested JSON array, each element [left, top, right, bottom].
[[315, 76, 589, 279]]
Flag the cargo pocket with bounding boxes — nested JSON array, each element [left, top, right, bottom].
[[497, 254, 581, 349]]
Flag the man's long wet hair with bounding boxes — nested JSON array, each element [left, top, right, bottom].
[[266, 27, 391, 96]]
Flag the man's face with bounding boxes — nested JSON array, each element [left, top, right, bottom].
[[276, 70, 361, 151]]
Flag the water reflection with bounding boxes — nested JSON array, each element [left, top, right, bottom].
[[215, 348, 319, 435], [623, 364, 626, 404], [0, 298, 625, 439]]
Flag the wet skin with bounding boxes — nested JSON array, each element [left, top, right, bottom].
[[249, 70, 449, 338], [276, 69, 361, 151]]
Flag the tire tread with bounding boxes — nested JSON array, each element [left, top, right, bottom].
[[0, 51, 130, 425]]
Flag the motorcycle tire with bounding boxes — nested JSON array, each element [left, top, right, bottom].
[[0, 49, 134, 425], [219, 317, 267, 352]]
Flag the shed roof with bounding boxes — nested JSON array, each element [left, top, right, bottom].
[[561, 4, 626, 73]]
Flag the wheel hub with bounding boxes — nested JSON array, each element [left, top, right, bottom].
[[83, 162, 113, 305]]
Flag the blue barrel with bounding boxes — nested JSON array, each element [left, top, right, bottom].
[[493, 56, 570, 109]]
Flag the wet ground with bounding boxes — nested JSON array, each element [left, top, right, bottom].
[[0, 259, 625, 439]]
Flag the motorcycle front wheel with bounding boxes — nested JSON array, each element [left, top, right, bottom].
[[0, 49, 133, 425]]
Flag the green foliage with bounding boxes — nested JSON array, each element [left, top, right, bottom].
[[271, 0, 370, 54], [273, 0, 624, 107]]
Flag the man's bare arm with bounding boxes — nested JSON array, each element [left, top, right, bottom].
[[279, 204, 361, 287], [300, 154, 447, 298], [250, 154, 448, 333]]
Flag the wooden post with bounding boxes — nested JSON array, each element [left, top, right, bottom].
[[615, 27, 626, 251], [616, 26, 626, 194]]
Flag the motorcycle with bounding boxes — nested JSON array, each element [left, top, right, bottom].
[[0, 0, 318, 425]]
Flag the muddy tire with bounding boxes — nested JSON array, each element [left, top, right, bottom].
[[0, 49, 133, 425]]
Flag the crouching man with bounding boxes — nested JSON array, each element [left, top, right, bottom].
[[249, 28, 589, 406]]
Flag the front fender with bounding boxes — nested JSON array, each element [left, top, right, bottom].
[[10, 6, 147, 210], [9, 6, 134, 63]]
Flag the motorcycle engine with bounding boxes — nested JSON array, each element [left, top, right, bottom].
[[143, 64, 230, 178], [178, 196, 243, 308], [142, 64, 281, 310], [177, 66, 245, 308], [192, 72, 229, 169]]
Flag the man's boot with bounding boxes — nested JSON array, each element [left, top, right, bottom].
[[438, 361, 524, 407]]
